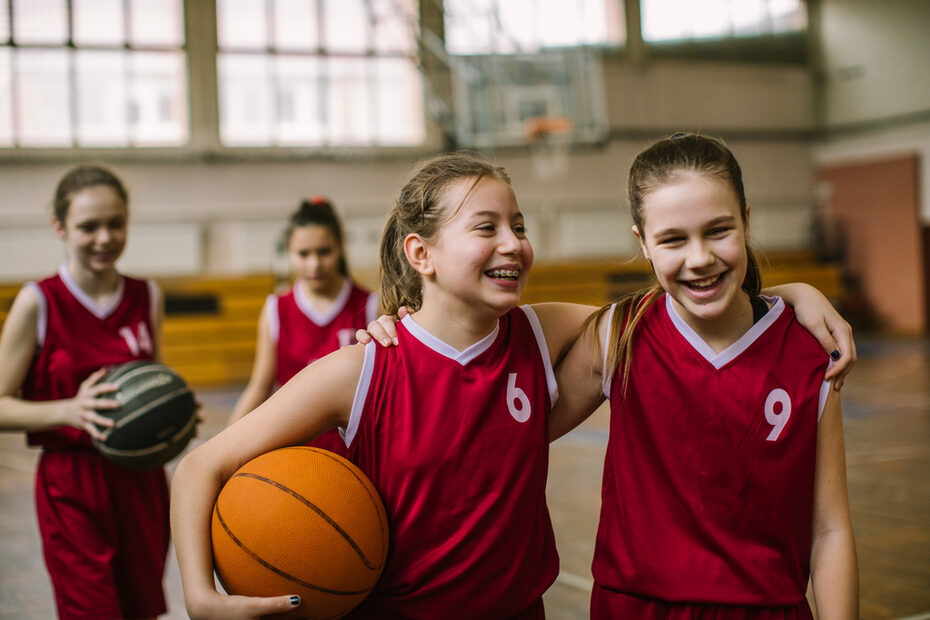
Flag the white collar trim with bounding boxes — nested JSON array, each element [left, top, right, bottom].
[[58, 263, 124, 319], [294, 278, 351, 326], [665, 294, 785, 369], [401, 314, 499, 366]]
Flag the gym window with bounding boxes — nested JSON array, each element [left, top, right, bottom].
[[640, 0, 807, 62], [443, 0, 626, 56], [0, 0, 189, 148], [215, 0, 425, 148]]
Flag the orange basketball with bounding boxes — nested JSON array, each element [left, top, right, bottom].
[[211, 447, 389, 619]]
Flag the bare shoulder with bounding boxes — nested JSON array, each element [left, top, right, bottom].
[[527, 302, 598, 362]]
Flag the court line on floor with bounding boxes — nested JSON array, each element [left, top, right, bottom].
[[895, 613, 930, 620]]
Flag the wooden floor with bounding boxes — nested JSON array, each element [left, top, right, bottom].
[[0, 334, 928, 619]]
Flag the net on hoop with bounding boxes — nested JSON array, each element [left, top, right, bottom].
[[523, 116, 573, 181]]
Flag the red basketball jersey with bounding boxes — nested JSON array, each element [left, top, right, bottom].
[[22, 266, 159, 450], [344, 306, 559, 619], [268, 279, 376, 455], [268, 279, 378, 384], [592, 295, 830, 610]]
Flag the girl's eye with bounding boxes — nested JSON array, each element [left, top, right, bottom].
[[477, 224, 495, 232], [708, 227, 731, 237], [513, 224, 527, 235], [658, 236, 684, 245]]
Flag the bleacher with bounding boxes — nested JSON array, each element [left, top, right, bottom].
[[0, 252, 843, 388]]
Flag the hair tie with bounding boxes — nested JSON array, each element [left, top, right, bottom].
[[669, 132, 687, 140]]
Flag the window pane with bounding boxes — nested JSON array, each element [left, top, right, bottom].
[[642, 0, 805, 42], [446, 0, 623, 54], [217, 0, 267, 49], [129, 0, 185, 46], [273, 56, 323, 145], [13, 0, 68, 44], [73, 0, 125, 46], [76, 50, 128, 146], [0, 49, 12, 146], [273, 0, 319, 51], [326, 57, 371, 144], [373, 57, 424, 145], [323, 0, 367, 54], [371, 0, 418, 54], [16, 49, 72, 146], [218, 53, 273, 145], [129, 51, 188, 145], [445, 0, 495, 55], [0, 6, 10, 41]]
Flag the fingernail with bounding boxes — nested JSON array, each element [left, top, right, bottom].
[[290, 596, 300, 606], [392, 338, 399, 346], [830, 350, 841, 360]]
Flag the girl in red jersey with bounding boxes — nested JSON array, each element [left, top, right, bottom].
[[551, 134, 858, 618], [0, 165, 171, 619], [172, 151, 854, 620], [227, 197, 378, 457], [172, 152, 595, 619]]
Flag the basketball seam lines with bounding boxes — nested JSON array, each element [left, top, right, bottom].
[[105, 386, 194, 433], [214, 503, 376, 596], [95, 411, 198, 457], [300, 447, 389, 559], [234, 472, 381, 570]]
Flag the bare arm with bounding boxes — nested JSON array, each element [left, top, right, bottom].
[[809, 384, 859, 618], [764, 283, 856, 388], [547, 317, 607, 441], [0, 286, 117, 438], [171, 343, 364, 619], [227, 304, 277, 426]]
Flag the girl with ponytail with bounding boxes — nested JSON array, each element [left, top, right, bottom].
[[227, 197, 377, 458]]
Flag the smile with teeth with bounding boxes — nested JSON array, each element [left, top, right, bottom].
[[486, 268, 520, 280], [683, 273, 724, 290]]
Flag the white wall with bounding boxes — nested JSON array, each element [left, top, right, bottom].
[[812, 0, 930, 222]]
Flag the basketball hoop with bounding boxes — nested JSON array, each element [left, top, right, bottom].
[[523, 116, 573, 181]]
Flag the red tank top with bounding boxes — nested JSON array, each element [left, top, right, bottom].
[[344, 306, 559, 619], [593, 295, 830, 607], [23, 266, 158, 449], [268, 279, 376, 455]]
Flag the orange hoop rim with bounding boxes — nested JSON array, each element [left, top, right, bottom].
[[523, 116, 573, 141]]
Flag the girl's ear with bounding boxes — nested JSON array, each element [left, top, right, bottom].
[[632, 225, 650, 262], [52, 217, 67, 240], [404, 233, 435, 277]]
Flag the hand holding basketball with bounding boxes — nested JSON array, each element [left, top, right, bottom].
[[67, 367, 119, 440]]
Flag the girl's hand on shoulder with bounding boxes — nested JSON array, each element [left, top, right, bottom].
[[67, 367, 119, 440], [355, 306, 408, 347], [187, 590, 302, 620]]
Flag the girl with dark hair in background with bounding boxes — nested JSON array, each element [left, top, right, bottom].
[[227, 197, 377, 456]]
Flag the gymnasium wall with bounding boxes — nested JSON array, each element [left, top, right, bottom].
[[0, 60, 815, 282]]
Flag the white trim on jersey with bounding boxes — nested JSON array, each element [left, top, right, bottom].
[[520, 305, 559, 407], [400, 313, 499, 366], [365, 292, 380, 324], [294, 278, 352, 326], [264, 295, 280, 343], [146, 279, 160, 328], [344, 341, 377, 447], [57, 263, 125, 319], [817, 360, 834, 421], [665, 294, 786, 370], [26, 282, 48, 347], [602, 303, 618, 400]]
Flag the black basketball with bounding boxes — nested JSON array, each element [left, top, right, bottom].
[[92, 361, 198, 470]]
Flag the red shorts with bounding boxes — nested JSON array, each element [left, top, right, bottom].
[[345, 596, 545, 619], [591, 583, 813, 620], [35, 449, 170, 620]]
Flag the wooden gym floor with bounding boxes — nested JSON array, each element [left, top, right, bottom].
[[0, 334, 928, 619]]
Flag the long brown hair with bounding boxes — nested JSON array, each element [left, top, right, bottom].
[[378, 152, 511, 315], [594, 133, 761, 393]]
